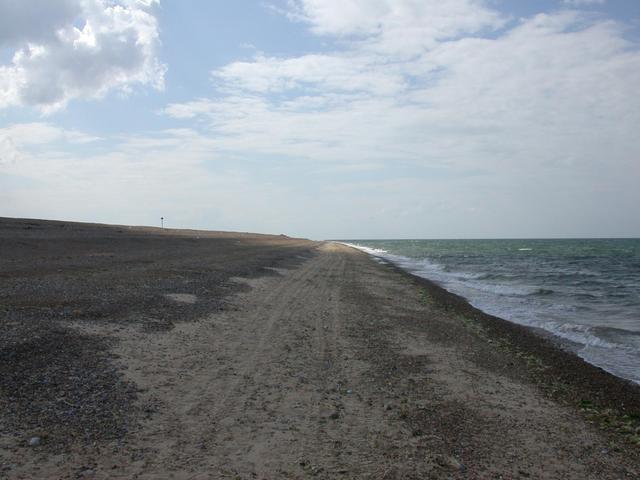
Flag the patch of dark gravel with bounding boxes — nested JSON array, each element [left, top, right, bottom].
[[0, 318, 137, 451]]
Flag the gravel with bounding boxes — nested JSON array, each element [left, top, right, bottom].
[[0, 217, 317, 452]]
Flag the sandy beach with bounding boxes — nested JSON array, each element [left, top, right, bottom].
[[1, 218, 639, 479]]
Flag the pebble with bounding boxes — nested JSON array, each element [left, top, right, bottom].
[[435, 454, 463, 471], [28, 436, 41, 447]]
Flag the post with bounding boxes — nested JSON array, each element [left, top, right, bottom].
[[161, 217, 164, 229]]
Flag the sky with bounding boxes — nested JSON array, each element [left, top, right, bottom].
[[1, 0, 639, 239]]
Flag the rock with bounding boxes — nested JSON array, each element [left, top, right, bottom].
[[28, 436, 41, 447], [80, 469, 95, 477], [434, 454, 463, 471]]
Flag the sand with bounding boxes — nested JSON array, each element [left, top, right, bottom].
[[1, 218, 638, 479]]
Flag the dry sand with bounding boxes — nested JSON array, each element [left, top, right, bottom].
[[1, 218, 639, 479]]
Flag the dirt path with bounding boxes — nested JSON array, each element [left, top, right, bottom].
[[6, 242, 639, 479]]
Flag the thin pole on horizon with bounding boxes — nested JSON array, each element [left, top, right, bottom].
[[161, 217, 164, 229]]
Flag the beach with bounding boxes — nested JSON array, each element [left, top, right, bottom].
[[1, 218, 639, 479]]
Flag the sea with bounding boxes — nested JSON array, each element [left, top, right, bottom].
[[339, 239, 640, 385]]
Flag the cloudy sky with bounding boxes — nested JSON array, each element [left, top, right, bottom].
[[1, 0, 639, 239]]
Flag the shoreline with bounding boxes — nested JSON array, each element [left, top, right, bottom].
[[2, 218, 639, 478], [338, 241, 640, 388], [362, 251, 640, 414]]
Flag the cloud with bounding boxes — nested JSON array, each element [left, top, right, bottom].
[[0, 0, 81, 47], [287, 0, 505, 55], [562, 0, 606, 6], [0, 0, 164, 112], [0, 122, 100, 146], [165, 9, 640, 172], [0, 121, 100, 166], [212, 53, 406, 96], [0, 136, 22, 166]]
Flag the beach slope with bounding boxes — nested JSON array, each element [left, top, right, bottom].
[[1, 218, 638, 479]]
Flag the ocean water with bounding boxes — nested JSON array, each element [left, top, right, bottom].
[[340, 239, 640, 384]]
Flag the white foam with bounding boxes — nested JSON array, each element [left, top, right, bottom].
[[540, 321, 620, 349], [340, 242, 389, 256]]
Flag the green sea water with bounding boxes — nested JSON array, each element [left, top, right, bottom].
[[340, 239, 640, 384]]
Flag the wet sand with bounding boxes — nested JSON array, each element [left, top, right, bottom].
[[1, 218, 638, 479]]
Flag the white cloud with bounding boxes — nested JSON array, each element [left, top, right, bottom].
[[213, 53, 406, 96], [166, 9, 640, 172], [562, 0, 606, 6], [0, 136, 22, 166], [0, 0, 164, 112], [0, 121, 100, 168], [0, 122, 100, 147], [287, 0, 505, 55]]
